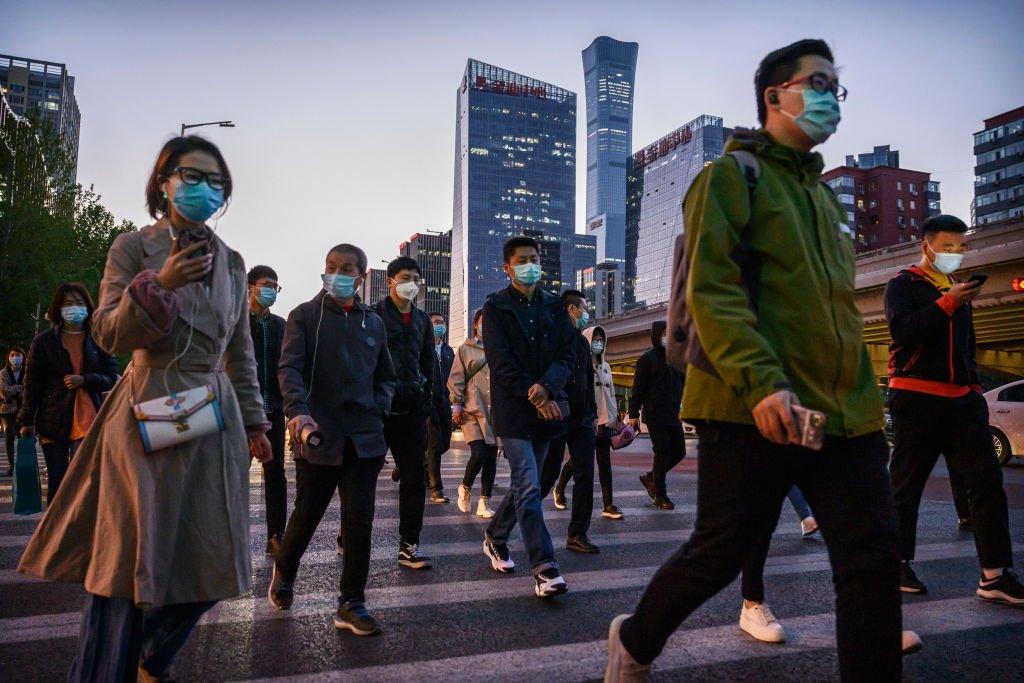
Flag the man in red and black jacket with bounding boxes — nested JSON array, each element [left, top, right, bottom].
[[885, 214, 1022, 605]]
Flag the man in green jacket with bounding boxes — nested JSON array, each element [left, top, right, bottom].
[[605, 39, 909, 682]]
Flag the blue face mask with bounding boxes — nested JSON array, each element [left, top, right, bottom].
[[433, 324, 447, 338], [256, 286, 277, 308], [61, 305, 89, 325], [322, 273, 357, 300], [512, 263, 542, 286], [576, 310, 590, 329], [780, 87, 841, 144], [172, 181, 225, 223]]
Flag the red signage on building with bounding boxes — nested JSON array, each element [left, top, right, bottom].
[[474, 75, 548, 100], [633, 125, 692, 169]]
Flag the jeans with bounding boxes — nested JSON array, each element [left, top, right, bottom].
[[425, 410, 452, 493], [556, 427, 614, 509], [68, 593, 215, 681], [41, 439, 80, 505], [486, 437, 558, 574], [741, 486, 814, 602], [889, 389, 1012, 568], [462, 440, 498, 498], [619, 422, 901, 681], [647, 423, 686, 497], [541, 421, 597, 538], [277, 441, 384, 604], [262, 411, 288, 539], [384, 412, 427, 545]]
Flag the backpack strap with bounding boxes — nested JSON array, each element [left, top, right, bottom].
[[726, 150, 763, 311]]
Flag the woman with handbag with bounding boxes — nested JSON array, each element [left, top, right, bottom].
[[450, 309, 497, 519], [2, 347, 27, 476], [18, 284, 119, 501], [18, 136, 272, 682]]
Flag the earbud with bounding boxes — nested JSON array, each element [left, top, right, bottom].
[[769, 92, 779, 105]]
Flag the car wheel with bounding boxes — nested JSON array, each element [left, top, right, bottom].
[[991, 428, 1012, 466]]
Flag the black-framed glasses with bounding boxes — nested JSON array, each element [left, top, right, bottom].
[[173, 166, 227, 190], [252, 281, 282, 292], [778, 72, 847, 102]]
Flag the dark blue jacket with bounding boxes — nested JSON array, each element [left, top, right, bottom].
[[432, 342, 455, 414], [482, 285, 576, 439]]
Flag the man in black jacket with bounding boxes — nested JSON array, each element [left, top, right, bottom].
[[248, 265, 288, 556], [271, 243, 396, 636], [374, 256, 438, 570], [628, 320, 684, 510], [425, 312, 455, 503], [482, 236, 576, 599], [885, 214, 1022, 604], [539, 289, 600, 554]]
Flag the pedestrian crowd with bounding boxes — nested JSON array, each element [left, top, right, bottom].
[[2, 37, 1020, 683]]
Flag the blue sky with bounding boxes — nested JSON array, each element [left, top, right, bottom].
[[5, 0, 1022, 313]]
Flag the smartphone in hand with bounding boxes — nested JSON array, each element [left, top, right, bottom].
[[792, 405, 827, 451], [966, 273, 988, 288]]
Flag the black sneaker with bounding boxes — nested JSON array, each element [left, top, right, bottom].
[[391, 466, 400, 482], [398, 541, 432, 570], [268, 564, 294, 610], [651, 496, 675, 510], [553, 490, 567, 510], [977, 569, 1024, 606], [334, 601, 382, 636], [639, 472, 657, 500], [567, 535, 600, 554], [900, 561, 928, 595], [483, 538, 515, 573], [602, 505, 624, 520], [266, 534, 283, 557], [534, 568, 568, 598], [430, 489, 449, 504], [957, 517, 973, 531]]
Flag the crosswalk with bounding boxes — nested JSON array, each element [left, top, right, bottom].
[[1, 438, 1022, 680]]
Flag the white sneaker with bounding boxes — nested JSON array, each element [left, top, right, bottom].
[[800, 516, 819, 537], [902, 630, 922, 655], [739, 602, 785, 643], [476, 496, 494, 518], [457, 484, 472, 513], [604, 614, 652, 682]]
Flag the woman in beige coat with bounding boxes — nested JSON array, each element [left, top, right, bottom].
[[18, 136, 271, 682], [449, 309, 497, 518]]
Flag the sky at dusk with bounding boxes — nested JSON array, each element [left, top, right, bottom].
[[5, 0, 1022, 313]]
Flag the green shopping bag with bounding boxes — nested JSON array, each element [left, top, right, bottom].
[[13, 436, 42, 515]]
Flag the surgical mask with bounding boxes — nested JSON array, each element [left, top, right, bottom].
[[591, 340, 605, 354], [256, 286, 277, 308], [10, 356, 23, 368], [928, 245, 963, 275], [779, 87, 841, 144], [396, 281, 420, 301], [322, 273, 357, 300], [512, 263, 542, 286], [433, 324, 447, 338], [171, 180, 225, 223], [61, 305, 89, 325], [576, 310, 590, 329]]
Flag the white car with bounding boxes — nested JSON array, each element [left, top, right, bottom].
[[985, 379, 1024, 466]]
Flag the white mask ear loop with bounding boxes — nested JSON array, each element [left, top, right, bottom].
[[305, 294, 327, 404]]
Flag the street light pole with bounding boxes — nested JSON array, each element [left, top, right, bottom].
[[180, 120, 235, 137]]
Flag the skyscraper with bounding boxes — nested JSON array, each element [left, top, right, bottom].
[[973, 105, 1024, 226], [451, 59, 577, 347], [582, 37, 638, 267], [399, 230, 452, 319], [358, 268, 389, 307]]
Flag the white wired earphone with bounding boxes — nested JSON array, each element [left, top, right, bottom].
[[303, 288, 367, 404]]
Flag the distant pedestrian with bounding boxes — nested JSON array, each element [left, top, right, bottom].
[[426, 311, 455, 503], [1, 347, 27, 476]]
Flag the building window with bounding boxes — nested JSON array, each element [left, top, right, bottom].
[[909, 200, 915, 210], [857, 199, 865, 211], [897, 198, 904, 210], [896, 181, 902, 191], [869, 199, 878, 209], [911, 217, 918, 228], [909, 182, 916, 195]]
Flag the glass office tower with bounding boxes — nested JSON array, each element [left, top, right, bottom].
[[451, 59, 577, 346]]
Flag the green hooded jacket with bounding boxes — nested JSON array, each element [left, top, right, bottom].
[[680, 129, 884, 437]]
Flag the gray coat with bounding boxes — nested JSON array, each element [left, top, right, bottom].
[[448, 337, 493, 445]]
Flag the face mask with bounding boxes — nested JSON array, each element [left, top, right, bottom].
[[322, 273, 357, 300], [927, 245, 963, 275], [779, 87, 841, 144], [396, 281, 420, 301], [576, 310, 590, 329], [512, 263, 542, 286], [61, 305, 89, 324], [591, 340, 605, 354], [256, 286, 277, 308], [10, 356, 23, 368], [433, 324, 447, 338], [171, 180, 225, 223], [660, 335, 668, 347]]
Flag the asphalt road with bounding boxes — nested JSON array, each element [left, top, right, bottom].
[[1, 435, 1022, 681]]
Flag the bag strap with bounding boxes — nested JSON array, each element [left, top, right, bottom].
[[726, 150, 763, 311]]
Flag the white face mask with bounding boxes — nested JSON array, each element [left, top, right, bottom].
[[395, 281, 420, 301], [927, 244, 963, 275]]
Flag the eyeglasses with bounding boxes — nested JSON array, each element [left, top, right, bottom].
[[778, 72, 847, 102], [253, 282, 282, 292], [173, 166, 227, 190]]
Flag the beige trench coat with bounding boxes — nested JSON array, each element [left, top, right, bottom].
[[447, 338, 494, 445], [18, 220, 265, 608]]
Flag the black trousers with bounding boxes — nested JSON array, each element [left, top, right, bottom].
[[540, 421, 596, 538], [462, 439, 498, 498], [385, 412, 427, 545], [620, 423, 902, 681], [41, 439, 78, 504], [262, 411, 288, 539], [276, 442, 384, 605], [948, 464, 971, 521], [3, 414, 17, 469], [556, 428, 614, 508], [425, 409, 452, 493], [647, 423, 686, 497], [889, 389, 1012, 568]]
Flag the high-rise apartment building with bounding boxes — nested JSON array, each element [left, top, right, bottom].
[[399, 230, 452, 319], [0, 54, 81, 181], [973, 105, 1024, 226], [451, 59, 577, 346], [358, 268, 389, 307], [579, 261, 625, 320]]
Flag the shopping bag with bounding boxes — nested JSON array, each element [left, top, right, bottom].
[[12, 436, 42, 515]]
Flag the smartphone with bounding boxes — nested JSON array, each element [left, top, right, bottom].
[[791, 405, 827, 451], [966, 273, 988, 288], [176, 227, 210, 258]]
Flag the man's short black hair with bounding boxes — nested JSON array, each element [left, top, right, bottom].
[[387, 256, 421, 279], [755, 39, 835, 125], [247, 265, 278, 286], [428, 312, 445, 320], [503, 235, 540, 263], [326, 243, 368, 273], [922, 214, 968, 237], [561, 289, 586, 306]]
